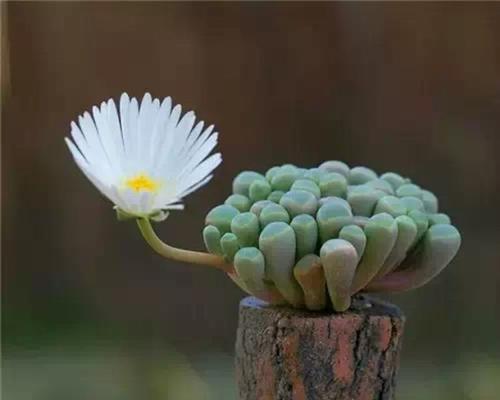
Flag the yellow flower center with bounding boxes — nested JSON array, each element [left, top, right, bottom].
[[124, 174, 160, 193]]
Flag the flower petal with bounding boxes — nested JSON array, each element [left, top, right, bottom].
[[67, 93, 221, 217]]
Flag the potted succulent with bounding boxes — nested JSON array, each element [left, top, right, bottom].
[[66, 93, 461, 400]]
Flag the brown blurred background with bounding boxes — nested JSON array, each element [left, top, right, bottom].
[[2, 2, 500, 400]]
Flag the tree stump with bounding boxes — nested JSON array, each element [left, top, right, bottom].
[[235, 296, 405, 400]]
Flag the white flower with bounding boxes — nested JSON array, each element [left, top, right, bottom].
[[65, 93, 222, 220]]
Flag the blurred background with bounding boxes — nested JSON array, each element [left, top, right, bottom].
[[2, 2, 500, 399]]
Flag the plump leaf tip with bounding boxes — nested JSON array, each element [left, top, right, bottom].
[[202, 161, 461, 312]]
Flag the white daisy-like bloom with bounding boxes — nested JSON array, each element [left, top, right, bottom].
[[65, 93, 222, 220]]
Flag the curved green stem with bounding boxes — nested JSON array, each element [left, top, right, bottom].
[[136, 218, 233, 273]]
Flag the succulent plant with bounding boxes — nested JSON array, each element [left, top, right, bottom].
[[203, 161, 461, 312], [66, 94, 461, 314]]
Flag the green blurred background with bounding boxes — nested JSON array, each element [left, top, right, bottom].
[[2, 2, 500, 399]]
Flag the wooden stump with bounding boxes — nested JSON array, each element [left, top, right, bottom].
[[235, 296, 405, 400]]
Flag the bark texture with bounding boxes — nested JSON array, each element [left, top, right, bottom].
[[235, 296, 405, 400]]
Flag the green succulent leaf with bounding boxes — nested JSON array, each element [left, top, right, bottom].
[[291, 179, 321, 199], [249, 179, 272, 202], [293, 254, 326, 311], [429, 213, 451, 226], [203, 225, 223, 255], [396, 183, 422, 199], [348, 166, 377, 185], [270, 165, 301, 191], [364, 179, 395, 195], [347, 185, 385, 217], [220, 232, 240, 262], [259, 203, 291, 227], [367, 224, 461, 292], [233, 247, 285, 304], [318, 160, 350, 177], [351, 213, 398, 293], [267, 190, 285, 203], [421, 190, 439, 213], [224, 194, 251, 212], [400, 196, 425, 213], [320, 239, 358, 312], [290, 214, 318, 260], [376, 215, 418, 278], [316, 200, 353, 243], [408, 209, 430, 246], [318, 172, 348, 198], [231, 212, 260, 247], [205, 204, 240, 234], [374, 196, 407, 217], [279, 190, 318, 218], [339, 224, 367, 260], [233, 171, 266, 197], [259, 222, 303, 307], [265, 166, 281, 183], [380, 172, 409, 190], [302, 168, 326, 184], [319, 196, 350, 209], [249, 200, 273, 217]]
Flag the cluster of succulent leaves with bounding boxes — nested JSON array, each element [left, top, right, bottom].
[[203, 161, 461, 312]]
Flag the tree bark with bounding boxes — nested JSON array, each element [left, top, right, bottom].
[[235, 296, 405, 400]]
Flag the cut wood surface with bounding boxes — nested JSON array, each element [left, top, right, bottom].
[[235, 296, 405, 400]]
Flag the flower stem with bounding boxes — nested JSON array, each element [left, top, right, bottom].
[[136, 218, 233, 273]]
